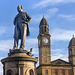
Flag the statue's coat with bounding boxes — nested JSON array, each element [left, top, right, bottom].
[[14, 12, 31, 39]]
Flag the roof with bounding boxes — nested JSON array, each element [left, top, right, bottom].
[[69, 36, 75, 47], [51, 59, 70, 65], [37, 59, 71, 69], [40, 16, 48, 26]]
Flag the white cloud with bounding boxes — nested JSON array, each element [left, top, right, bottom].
[[51, 28, 75, 41], [26, 38, 38, 48], [33, 0, 75, 8], [52, 49, 64, 53], [47, 8, 59, 14], [0, 38, 38, 52], [45, 8, 59, 19], [0, 62, 3, 75], [32, 8, 59, 23], [32, 48, 39, 55], [58, 14, 75, 20], [51, 49, 68, 61], [32, 15, 43, 23], [0, 40, 13, 51], [0, 30, 5, 35], [51, 53, 68, 61], [0, 57, 4, 75], [0, 26, 7, 36]]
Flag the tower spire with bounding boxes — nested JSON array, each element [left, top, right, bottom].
[[73, 35, 74, 38], [39, 16, 49, 34], [43, 15, 44, 18]]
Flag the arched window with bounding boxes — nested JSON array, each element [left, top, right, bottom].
[[44, 27, 46, 32], [41, 27, 43, 33], [6, 70, 14, 75], [29, 69, 34, 75], [45, 70, 48, 75]]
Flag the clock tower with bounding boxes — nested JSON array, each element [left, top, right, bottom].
[[38, 16, 51, 65]]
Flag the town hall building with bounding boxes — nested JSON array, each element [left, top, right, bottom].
[[36, 16, 75, 75]]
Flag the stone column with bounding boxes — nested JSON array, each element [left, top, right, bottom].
[[3, 64, 5, 75], [73, 67, 75, 75], [42, 69, 45, 75], [57, 69, 60, 75], [19, 67, 20, 75], [52, 69, 56, 75], [49, 69, 51, 75], [23, 67, 25, 75], [60, 70, 63, 75], [34, 64, 37, 75], [65, 70, 69, 75]]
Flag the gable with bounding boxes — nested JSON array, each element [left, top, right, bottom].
[[51, 59, 70, 65]]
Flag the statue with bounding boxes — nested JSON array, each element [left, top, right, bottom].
[[13, 5, 32, 49]]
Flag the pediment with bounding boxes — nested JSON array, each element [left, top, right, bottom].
[[51, 59, 70, 65]]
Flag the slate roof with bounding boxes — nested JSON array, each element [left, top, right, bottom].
[[51, 59, 71, 65], [40, 16, 48, 26], [69, 37, 75, 47]]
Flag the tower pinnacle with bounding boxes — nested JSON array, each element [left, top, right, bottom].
[[73, 35, 74, 38], [43, 15, 44, 18]]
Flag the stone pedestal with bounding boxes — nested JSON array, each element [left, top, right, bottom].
[[1, 49, 38, 75]]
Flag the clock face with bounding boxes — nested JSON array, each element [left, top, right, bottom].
[[43, 38, 49, 44]]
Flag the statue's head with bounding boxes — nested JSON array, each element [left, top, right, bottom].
[[17, 5, 23, 12]]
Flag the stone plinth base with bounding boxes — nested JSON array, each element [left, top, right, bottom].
[[1, 49, 38, 75]]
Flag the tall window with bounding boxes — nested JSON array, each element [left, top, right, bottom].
[[6, 70, 14, 75], [44, 27, 46, 32], [46, 70, 48, 75], [70, 49, 72, 56], [42, 27, 43, 33], [29, 69, 34, 75], [9, 73, 11, 75]]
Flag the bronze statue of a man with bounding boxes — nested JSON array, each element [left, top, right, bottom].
[[13, 5, 32, 49]]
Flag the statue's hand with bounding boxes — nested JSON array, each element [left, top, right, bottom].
[[22, 21, 28, 24], [25, 22, 28, 24]]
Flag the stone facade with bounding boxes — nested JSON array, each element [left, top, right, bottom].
[[1, 49, 38, 75], [37, 16, 75, 75], [37, 64, 73, 75], [4, 61, 36, 75]]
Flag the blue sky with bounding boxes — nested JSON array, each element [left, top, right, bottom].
[[0, 0, 75, 74]]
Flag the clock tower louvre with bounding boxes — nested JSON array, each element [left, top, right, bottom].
[[38, 16, 51, 65], [39, 15, 49, 35]]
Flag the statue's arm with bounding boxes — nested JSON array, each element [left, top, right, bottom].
[[26, 12, 32, 23], [13, 15, 18, 25], [13, 17, 16, 25]]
